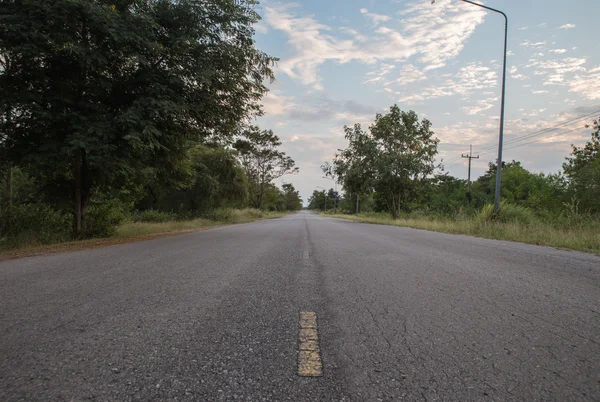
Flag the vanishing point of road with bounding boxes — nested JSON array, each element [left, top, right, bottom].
[[1, 211, 599, 401]]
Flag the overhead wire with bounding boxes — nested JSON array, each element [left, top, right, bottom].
[[472, 109, 599, 154], [440, 110, 597, 168]]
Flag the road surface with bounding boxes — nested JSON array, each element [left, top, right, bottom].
[[1, 211, 599, 401]]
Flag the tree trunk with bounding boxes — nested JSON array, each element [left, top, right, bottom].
[[72, 149, 90, 235], [81, 149, 89, 220], [73, 150, 82, 234], [389, 192, 398, 219], [7, 165, 12, 209]]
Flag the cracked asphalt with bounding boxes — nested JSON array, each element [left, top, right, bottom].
[[1, 211, 599, 401]]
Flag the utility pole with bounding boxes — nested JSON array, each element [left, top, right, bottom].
[[355, 193, 359, 214], [461, 145, 479, 203], [432, 0, 507, 212]]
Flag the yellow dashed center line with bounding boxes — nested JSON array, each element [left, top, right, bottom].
[[298, 311, 323, 377]]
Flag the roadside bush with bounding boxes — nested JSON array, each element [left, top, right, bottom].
[[130, 209, 179, 223], [0, 203, 71, 247], [208, 208, 234, 221], [81, 200, 127, 238], [476, 202, 536, 225], [233, 208, 263, 220]]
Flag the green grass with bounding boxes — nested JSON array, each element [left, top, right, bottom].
[[1, 208, 290, 258], [117, 209, 288, 237], [324, 211, 600, 255]]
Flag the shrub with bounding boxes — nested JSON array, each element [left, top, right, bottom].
[[209, 208, 234, 222], [81, 200, 127, 238], [0, 203, 71, 247], [476, 202, 536, 225], [234, 208, 263, 219], [130, 209, 179, 223]]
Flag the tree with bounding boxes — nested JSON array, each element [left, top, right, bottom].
[[0, 0, 275, 233], [137, 144, 249, 215], [282, 183, 302, 211], [563, 117, 600, 214], [235, 126, 298, 209], [333, 105, 439, 218], [307, 190, 326, 210]]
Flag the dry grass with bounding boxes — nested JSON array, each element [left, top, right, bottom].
[[325, 212, 600, 255], [1, 209, 290, 260]]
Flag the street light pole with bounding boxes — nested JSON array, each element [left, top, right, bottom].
[[433, 0, 507, 212]]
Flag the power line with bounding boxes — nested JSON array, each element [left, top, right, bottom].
[[473, 109, 599, 153], [476, 125, 586, 159], [443, 124, 587, 169], [439, 111, 596, 169]]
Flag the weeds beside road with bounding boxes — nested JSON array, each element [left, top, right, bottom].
[[0, 209, 288, 259], [323, 205, 600, 255]]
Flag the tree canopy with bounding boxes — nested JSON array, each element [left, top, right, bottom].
[[0, 0, 276, 232]]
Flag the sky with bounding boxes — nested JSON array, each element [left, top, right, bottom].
[[251, 0, 600, 204]]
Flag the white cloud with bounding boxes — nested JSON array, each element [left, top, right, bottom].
[[360, 8, 391, 25], [558, 24, 576, 30], [532, 90, 550, 94], [398, 62, 497, 103], [462, 97, 498, 115], [264, 1, 485, 88], [549, 49, 567, 54], [261, 91, 296, 116], [339, 27, 367, 42], [388, 64, 426, 86], [520, 40, 547, 48], [569, 66, 600, 100], [509, 66, 517, 74], [254, 23, 269, 34], [538, 22, 547, 28], [364, 63, 395, 84], [525, 57, 587, 86], [518, 27, 528, 31]]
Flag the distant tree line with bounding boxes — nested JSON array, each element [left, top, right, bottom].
[[0, 0, 301, 245], [309, 105, 600, 220]]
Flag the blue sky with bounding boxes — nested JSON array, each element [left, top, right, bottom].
[[251, 0, 600, 204]]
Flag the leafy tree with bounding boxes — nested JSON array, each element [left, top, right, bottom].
[[307, 190, 326, 210], [0, 0, 275, 233], [137, 144, 249, 215], [282, 183, 302, 211], [235, 126, 298, 209], [333, 105, 439, 218], [422, 174, 468, 215], [471, 161, 567, 215], [563, 117, 600, 214]]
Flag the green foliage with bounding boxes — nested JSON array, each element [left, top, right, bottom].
[[282, 183, 303, 211], [332, 105, 439, 218], [0, 203, 71, 247], [80, 200, 127, 239], [1, 0, 276, 234], [131, 209, 179, 223], [476, 202, 536, 225], [563, 117, 600, 214], [235, 126, 299, 209]]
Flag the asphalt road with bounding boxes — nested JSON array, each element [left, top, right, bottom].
[[1, 211, 599, 401]]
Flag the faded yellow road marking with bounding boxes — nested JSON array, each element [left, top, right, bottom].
[[298, 311, 323, 377]]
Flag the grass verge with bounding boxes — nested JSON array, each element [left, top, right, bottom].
[[323, 212, 600, 255], [1, 209, 289, 260]]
